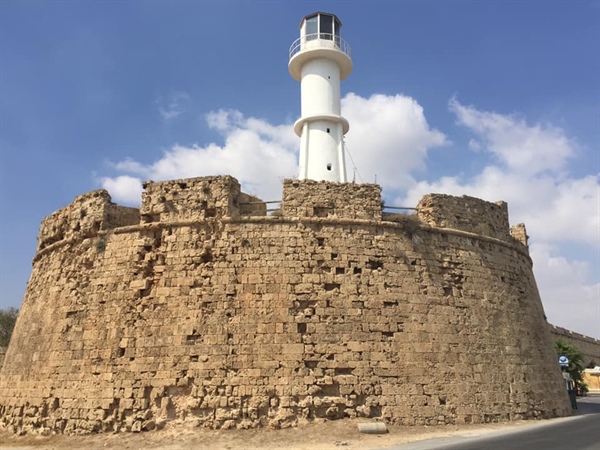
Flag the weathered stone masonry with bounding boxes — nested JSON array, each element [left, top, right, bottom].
[[0, 176, 573, 434]]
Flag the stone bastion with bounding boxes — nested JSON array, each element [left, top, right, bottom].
[[0, 176, 571, 434]]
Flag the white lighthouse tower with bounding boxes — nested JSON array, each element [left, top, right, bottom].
[[289, 12, 352, 182]]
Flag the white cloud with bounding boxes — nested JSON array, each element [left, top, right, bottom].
[[468, 139, 482, 152], [156, 91, 192, 120], [102, 93, 446, 204], [206, 109, 243, 132], [102, 109, 299, 203], [449, 98, 576, 175], [342, 93, 447, 188], [113, 158, 147, 174], [402, 99, 599, 247], [100, 175, 143, 205], [531, 243, 600, 339], [403, 169, 599, 246]]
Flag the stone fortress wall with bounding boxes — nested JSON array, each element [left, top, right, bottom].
[[0, 176, 575, 434]]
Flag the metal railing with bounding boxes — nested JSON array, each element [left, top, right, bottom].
[[289, 33, 352, 60], [239, 200, 282, 215], [382, 206, 417, 211]]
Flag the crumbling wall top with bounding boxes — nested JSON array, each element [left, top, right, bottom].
[[416, 194, 511, 241], [510, 223, 529, 248], [36, 177, 528, 255], [282, 179, 382, 220], [140, 176, 263, 223], [37, 190, 139, 251]]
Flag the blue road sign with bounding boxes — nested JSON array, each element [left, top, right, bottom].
[[559, 355, 569, 367]]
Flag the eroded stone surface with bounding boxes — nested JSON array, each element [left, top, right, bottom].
[[0, 177, 578, 435]]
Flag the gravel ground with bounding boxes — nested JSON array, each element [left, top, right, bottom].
[[0, 417, 567, 450]]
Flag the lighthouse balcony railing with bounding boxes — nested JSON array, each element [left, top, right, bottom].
[[289, 33, 352, 60]]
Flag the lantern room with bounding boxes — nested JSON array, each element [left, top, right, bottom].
[[289, 12, 352, 82], [301, 12, 342, 42]]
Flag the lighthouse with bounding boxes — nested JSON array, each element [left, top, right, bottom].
[[289, 12, 353, 182]]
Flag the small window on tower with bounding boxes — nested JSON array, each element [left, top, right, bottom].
[[327, 128, 330, 133], [327, 163, 332, 171]]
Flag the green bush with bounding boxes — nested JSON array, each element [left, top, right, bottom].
[[0, 307, 19, 347]]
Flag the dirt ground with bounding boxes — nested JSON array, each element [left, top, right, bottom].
[[0, 418, 548, 450]]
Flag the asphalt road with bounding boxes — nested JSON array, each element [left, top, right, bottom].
[[378, 395, 600, 450]]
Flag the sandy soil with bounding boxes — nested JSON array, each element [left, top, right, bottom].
[[0, 418, 546, 450]]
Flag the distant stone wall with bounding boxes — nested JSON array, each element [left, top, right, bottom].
[[582, 369, 600, 393], [0, 177, 571, 435], [549, 325, 600, 367]]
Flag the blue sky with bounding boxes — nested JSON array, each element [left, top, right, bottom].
[[1, 1, 598, 338]]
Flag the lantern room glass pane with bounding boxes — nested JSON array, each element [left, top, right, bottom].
[[306, 16, 318, 41], [320, 14, 333, 40], [334, 18, 341, 36], [334, 17, 341, 46]]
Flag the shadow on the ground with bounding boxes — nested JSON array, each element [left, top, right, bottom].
[[574, 394, 600, 416]]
